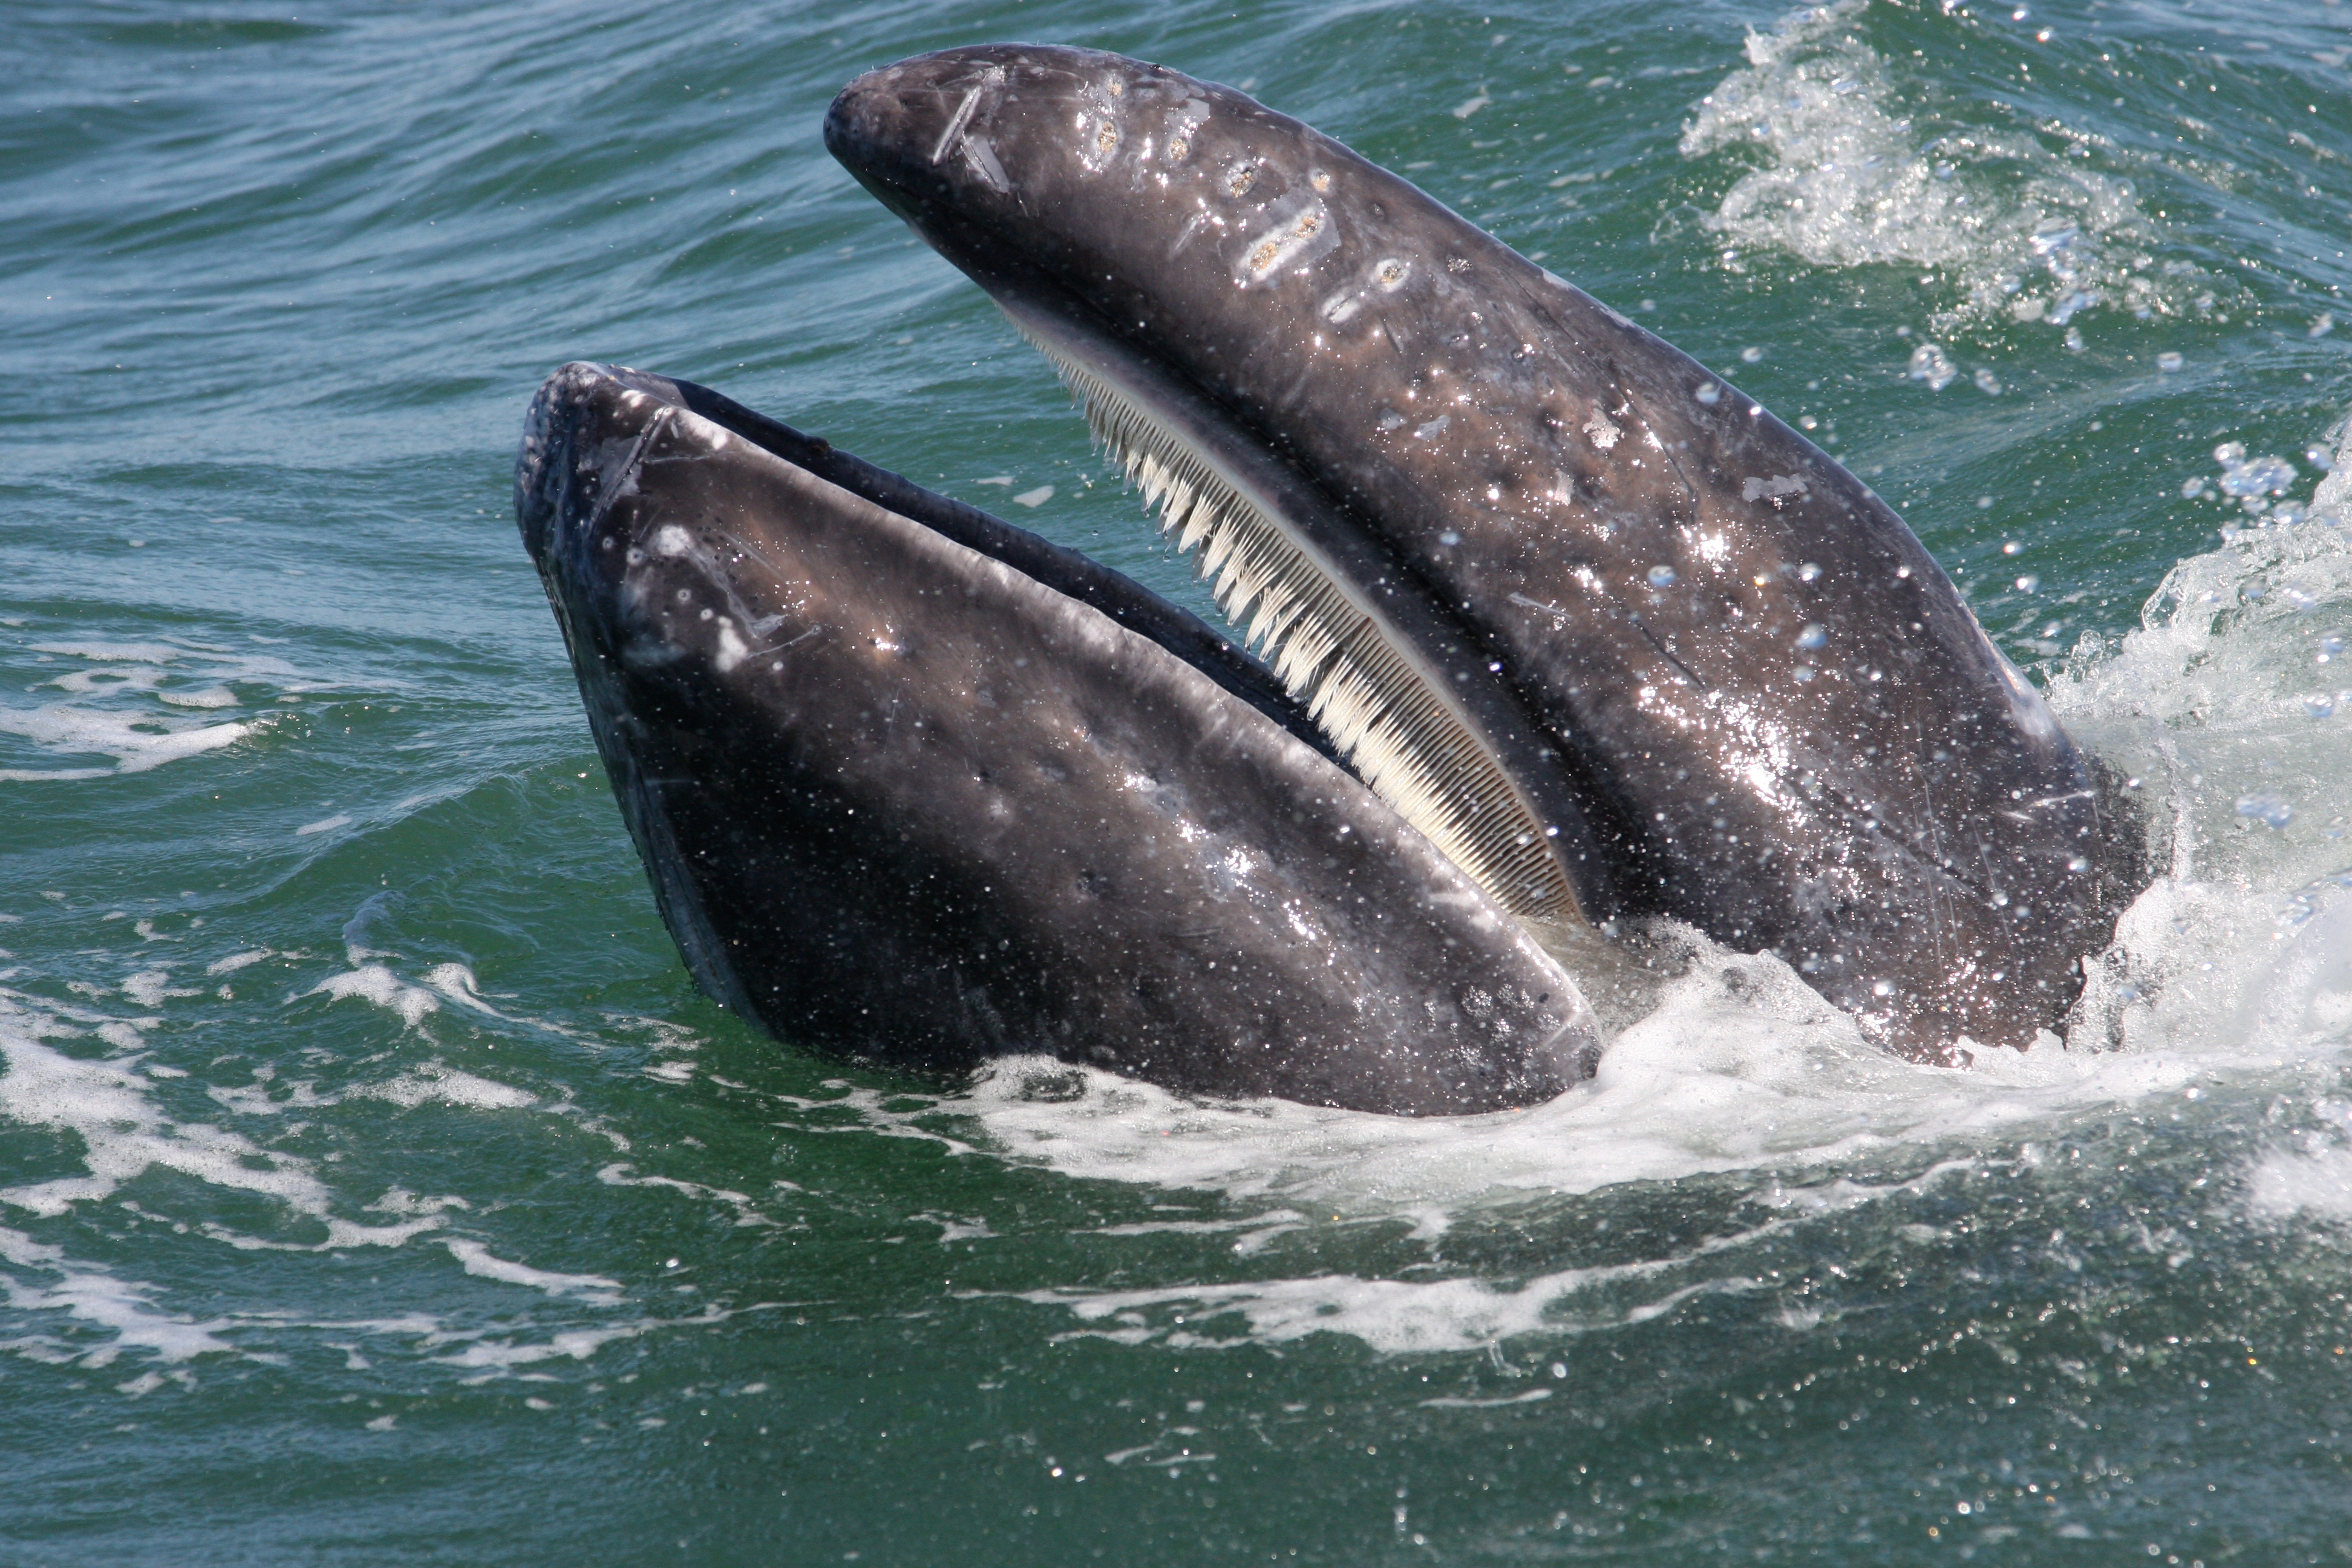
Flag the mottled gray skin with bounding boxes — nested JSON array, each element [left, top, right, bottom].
[[825, 46, 2143, 1057], [515, 362, 1598, 1114]]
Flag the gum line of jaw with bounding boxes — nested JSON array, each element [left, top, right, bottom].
[[1011, 319, 1579, 929]]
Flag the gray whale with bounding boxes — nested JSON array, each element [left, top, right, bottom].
[[515, 49, 2148, 1105], [823, 45, 2143, 1059], [517, 361, 1600, 1114]]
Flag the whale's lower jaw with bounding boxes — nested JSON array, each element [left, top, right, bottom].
[[516, 361, 1600, 1116]]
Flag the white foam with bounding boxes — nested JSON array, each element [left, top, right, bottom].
[[1025, 1250, 1762, 1355], [1679, 1, 2195, 336], [0, 1007, 332, 1219], [357, 1063, 537, 1111], [367, 1186, 471, 1217], [596, 1162, 780, 1227], [769, 1082, 978, 1157], [423, 1304, 757, 1371], [1, 636, 303, 782], [0, 703, 260, 780], [428, 1324, 651, 1369], [0, 1226, 235, 1368], [0, 974, 793, 1384], [440, 1238, 623, 1304], [2246, 1142, 2352, 1221], [0, 988, 537, 1257], [199, 1213, 448, 1252], [120, 969, 198, 1009], [305, 965, 440, 1029], [28, 642, 184, 664], [1423, 1388, 1552, 1409], [157, 687, 239, 710]]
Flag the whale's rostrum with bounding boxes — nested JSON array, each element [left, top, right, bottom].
[[824, 45, 2145, 1060]]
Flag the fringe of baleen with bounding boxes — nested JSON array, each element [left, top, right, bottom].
[[1014, 318, 1572, 922]]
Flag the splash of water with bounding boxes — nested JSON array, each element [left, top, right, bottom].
[[1679, 1, 2197, 339]]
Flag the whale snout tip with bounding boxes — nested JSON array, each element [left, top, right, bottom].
[[824, 48, 1024, 177]]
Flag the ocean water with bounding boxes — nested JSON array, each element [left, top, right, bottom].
[[6, 0, 2352, 1560]]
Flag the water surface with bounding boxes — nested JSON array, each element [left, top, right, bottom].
[[7, 0, 2352, 1560]]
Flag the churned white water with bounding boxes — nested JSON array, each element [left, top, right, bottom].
[[0, 638, 300, 782], [1680, 0, 2210, 347], [941, 417, 2352, 1353]]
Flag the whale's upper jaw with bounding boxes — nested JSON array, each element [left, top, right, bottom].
[[825, 45, 2147, 1059]]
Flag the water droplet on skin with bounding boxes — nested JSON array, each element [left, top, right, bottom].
[[2068, 855, 2091, 872], [2304, 694, 2336, 719], [1797, 562, 1821, 583], [1439, 531, 1462, 547], [1792, 665, 1817, 683], [1648, 566, 1677, 588], [1795, 624, 1826, 650], [1694, 384, 1722, 405], [1871, 979, 1895, 998]]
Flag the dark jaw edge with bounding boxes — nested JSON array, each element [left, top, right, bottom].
[[592, 365, 1344, 771]]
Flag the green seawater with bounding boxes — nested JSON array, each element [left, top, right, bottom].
[[7, 1, 2352, 1560]]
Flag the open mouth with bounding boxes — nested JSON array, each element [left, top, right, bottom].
[[515, 45, 2146, 1110], [996, 292, 1581, 927]]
